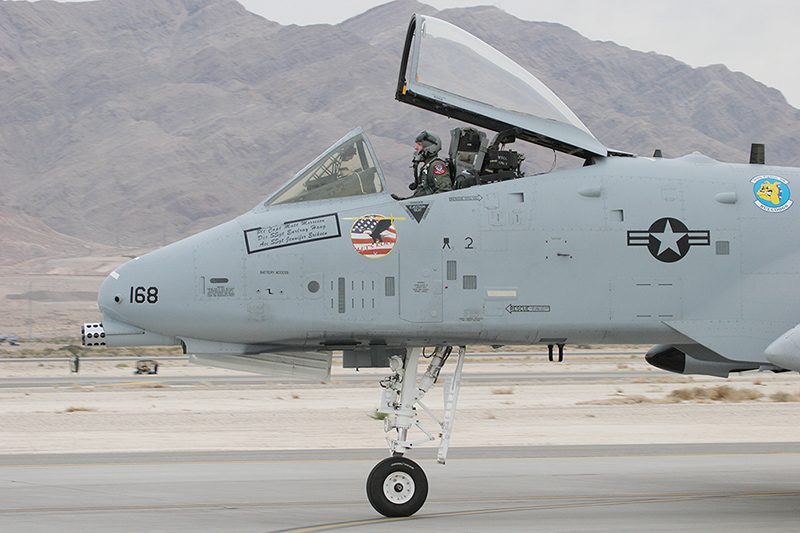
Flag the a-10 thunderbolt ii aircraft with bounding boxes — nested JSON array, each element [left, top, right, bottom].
[[82, 14, 800, 517]]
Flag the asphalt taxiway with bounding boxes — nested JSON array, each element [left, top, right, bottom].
[[2, 444, 800, 532]]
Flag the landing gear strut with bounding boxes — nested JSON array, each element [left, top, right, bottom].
[[548, 343, 565, 362], [366, 346, 466, 517]]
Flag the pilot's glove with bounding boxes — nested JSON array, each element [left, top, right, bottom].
[[408, 182, 418, 191]]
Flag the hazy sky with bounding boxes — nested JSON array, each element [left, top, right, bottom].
[[240, 0, 800, 109]]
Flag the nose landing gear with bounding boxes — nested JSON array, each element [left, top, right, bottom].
[[366, 346, 465, 517]]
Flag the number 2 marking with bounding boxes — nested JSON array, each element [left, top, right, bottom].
[[465, 237, 474, 249]]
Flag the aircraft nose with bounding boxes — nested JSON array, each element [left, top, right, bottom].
[[97, 256, 155, 323], [98, 270, 125, 315], [88, 253, 183, 348], [92, 219, 245, 344]]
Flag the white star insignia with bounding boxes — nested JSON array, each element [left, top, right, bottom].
[[653, 219, 687, 256]]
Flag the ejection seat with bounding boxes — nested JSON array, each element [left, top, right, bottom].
[[449, 127, 487, 190], [450, 127, 525, 189]]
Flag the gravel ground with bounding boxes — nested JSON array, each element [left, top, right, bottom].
[[2, 355, 800, 454]]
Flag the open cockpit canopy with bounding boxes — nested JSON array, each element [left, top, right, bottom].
[[264, 127, 386, 207], [396, 14, 608, 159]]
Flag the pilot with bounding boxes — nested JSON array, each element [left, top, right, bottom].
[[408, 130, 452, 197]]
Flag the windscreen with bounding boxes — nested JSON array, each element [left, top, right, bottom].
[[265, 128, 385, 207]]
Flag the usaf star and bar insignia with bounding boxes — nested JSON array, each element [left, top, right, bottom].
[[628, 217, 710, 263]]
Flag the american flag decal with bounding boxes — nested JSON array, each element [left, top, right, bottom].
[[350, 214, 398, 258]]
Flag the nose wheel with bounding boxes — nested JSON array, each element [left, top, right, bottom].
[[366, 456, 428, 517]]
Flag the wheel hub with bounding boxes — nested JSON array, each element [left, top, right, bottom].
[[383, 471, 415, 504]]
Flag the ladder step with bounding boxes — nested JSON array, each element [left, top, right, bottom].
[[437, 346, 466, 464]]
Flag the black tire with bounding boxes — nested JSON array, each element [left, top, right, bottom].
[[366, 456, 428, 517]]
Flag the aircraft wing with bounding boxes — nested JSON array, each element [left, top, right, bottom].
[[396, 14, 608, 159]]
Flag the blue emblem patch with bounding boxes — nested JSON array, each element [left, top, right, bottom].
[[432, 163, 447, 175], [752, 175, 792, 213]]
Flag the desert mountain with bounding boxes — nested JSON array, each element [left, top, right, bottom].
[[1, 0, 798, 262]]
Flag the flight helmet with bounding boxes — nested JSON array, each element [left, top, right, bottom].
[[413, 130, 442, 162]]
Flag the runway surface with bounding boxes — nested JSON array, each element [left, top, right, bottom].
[[3, 443, 800, 532]]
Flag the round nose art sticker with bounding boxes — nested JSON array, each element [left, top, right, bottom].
[[350, 214, 397, 258], [752, 175, 792, 213]]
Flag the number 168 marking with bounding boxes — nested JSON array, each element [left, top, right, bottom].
[[130, 286, 159, 304]]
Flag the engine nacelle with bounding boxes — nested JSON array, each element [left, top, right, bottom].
[[765, 324, 800, 372], [645, 344, 759, 378]]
